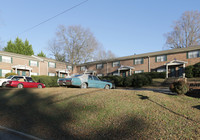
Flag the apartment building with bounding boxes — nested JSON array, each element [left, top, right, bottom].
[[76, 46, 200, 78], [1, 46, 200, 78], [0, 51, 72, 77]]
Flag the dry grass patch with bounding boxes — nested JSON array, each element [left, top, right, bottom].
[[0, 88, 199, 139]]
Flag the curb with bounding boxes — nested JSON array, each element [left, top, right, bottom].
[[0, 125, 42, 140]]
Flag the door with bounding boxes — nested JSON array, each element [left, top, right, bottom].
[[169, 67, 176, 77]]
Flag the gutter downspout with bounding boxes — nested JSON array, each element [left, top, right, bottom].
[[148, 56, 150, 72]]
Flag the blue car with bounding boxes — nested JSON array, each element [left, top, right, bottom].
[[58, 74, 113, 89]]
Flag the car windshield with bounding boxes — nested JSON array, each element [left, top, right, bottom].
[[6, 75, 13, 79], [73, 75, 82, 77]]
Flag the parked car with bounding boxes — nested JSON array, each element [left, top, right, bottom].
[[58, 74, 113, 89], [6, 76, 45, 88], [0, 75, 19, 87]]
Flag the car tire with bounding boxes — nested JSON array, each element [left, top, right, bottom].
[[81, 83, 87, 89], [104, 85, 110, 89], [2, 82, 7, 88], [17, 84, 23, 88], [38, 85, 42, 88]]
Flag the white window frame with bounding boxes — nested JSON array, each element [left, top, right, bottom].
[[188, 51, 199, 59], [31, 72, 38, 76], [134, 70, 143, 74], [2, 70, 11, 77], [112, 61, 120, 67], [49, 73, 56, 76], [134, 58, 143, 65], [157, 68, 166, 72], [96, 64, 103, 69], [2, 56, 12, 63], [156, 55, 166, 62], [30, 60, 37, 67], [80, 66, 86, 71], [97, 74, 103, 77], [67, 66, 72, 70], [49, 62, 56, 68]]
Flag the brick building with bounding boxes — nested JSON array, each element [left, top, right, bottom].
[[0, 51, 72, 77], [76, 46, 200, 78], [0, 46, 200, 78]]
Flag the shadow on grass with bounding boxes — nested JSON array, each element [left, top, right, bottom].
[[0, 89, 149, 139], [192, 105, 200, 110], [137, 94, 200, 124], [185, 90, 200, 98]]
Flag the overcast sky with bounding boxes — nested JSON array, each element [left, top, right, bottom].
[[0, 0, 199, 58]]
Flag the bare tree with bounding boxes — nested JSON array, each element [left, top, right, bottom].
[[50, 25, 99, 65], [164, 10, 200, 49], [93, 45, 116, 61], [48, 39, 66, 62]]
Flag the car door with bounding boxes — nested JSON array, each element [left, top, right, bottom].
[[92, 76, 105, 88], [87, 75, 95, 88], [25, 77, 37, 88]]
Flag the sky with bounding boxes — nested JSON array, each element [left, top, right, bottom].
[[0, 0, 200, 58]]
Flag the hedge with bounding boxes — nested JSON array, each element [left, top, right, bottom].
[[31, 75, 59, 87], [185, 62, 200, 78], [5, 72, 17, 78]]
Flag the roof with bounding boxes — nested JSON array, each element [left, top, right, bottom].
[[0, 51, 69, 65], [77, 45, 200, 66]]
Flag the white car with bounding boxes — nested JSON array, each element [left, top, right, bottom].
[[0, 75, 22, 87]]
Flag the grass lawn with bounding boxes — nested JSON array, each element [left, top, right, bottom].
[[0, 88, 199, 139]]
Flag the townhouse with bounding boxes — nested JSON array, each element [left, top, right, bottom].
[[76, 46, 200, 78], [0, 46, 200, 78], [0, 51, 72, 77]]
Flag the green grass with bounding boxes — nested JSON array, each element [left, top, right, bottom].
[[0, 88, 199, 139]]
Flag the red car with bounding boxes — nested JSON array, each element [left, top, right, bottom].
[[6, 76, 45, 88]]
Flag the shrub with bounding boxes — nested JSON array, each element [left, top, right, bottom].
[[31, 75, 59, 87], [193, 63, 200, 77], [143, 72, 166, 79], [185, 65, 194, 78], [132, 74, 152, 88], [169, 80, 189, 95], [99, 76, 124, 87], [5, 72, 17, 78]]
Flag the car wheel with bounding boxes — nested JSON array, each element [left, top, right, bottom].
[[38, 85, 42, 88], [104, 85, 110, 89], [81, 83, 87, 89], [17, 84, 23, 88], [2, 82, 7, 88]]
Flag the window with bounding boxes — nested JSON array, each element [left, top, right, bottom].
[[134, 70, 143, 74], [113, 72, 119, 76], [156, 55, 167, 62], [93, 76, 99, 81], [96, 64, 103, 69], [188, 51, 200, 59], [112, 61, 120, 67], [2, 56, 12, 63], [157, 68, 166, 72], [30, 60, 38, 67], [134, 58, 143, 65], [49, 62, 56, 68], [26, 77, 34, 82], [2, 70, 11, 77], [49, 73, 56, 76], [67, 65, 73, 70], [80, 66, 86, 71], [97, 74, 103, 77], [31, 72, 38, 76]]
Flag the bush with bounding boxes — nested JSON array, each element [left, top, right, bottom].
[[132, 74, 152, 88], [169, 80, 189, 95], [99, 76, 124, 87], [5, 72, 17, 78], [193, 63, 200, 77], [31, 75, 59, 87], [185, 65, 194, 78], [143, 72, 166, 79]]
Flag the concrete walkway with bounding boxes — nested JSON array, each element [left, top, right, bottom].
[[0, 126, 42, 140]]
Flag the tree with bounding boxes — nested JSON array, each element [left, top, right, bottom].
[[164, 10, 200, 49], [93, 45, 116, 61], [37, 51, 46, 57], [49, 25, 99, 65], [4, 37, 34, 55]]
